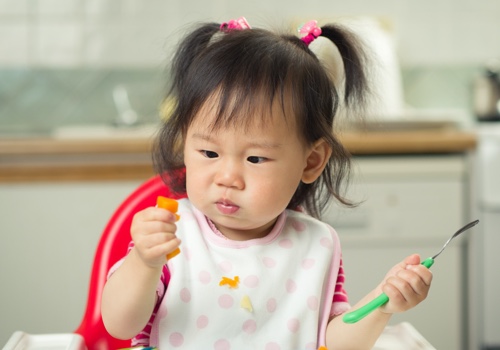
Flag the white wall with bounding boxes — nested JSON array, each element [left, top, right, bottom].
[[0, 0, 499, 68]]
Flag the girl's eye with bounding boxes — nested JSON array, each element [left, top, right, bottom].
[[202, 150, 218, 158], [247, 156, 267, 164]]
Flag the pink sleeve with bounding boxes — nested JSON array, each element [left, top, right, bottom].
[[330, 258, 350, 317]]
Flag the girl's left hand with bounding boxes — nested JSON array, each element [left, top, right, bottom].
[[379, 254, 433, 314]]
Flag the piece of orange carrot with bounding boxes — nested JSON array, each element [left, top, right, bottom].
[[157, 196, 178, 213], [156, 196, 181, 259]]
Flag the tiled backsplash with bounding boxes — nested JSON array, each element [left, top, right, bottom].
[[0, 68, 167, 135], [1, 0, 498, 133], [402, 65, 481, 112], [0, 65, 482, 135]]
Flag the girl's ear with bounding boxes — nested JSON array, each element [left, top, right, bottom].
[[301, 139, 332, 184]]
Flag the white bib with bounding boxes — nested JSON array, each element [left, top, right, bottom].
[[150, 199, 341, 349]]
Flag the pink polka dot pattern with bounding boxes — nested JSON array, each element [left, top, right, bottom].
[[266, 298, 277, 312], [320, 237, 333, 249], [196, 315, 209, 329], [291, 219, 306, 232], [307, 295, 318, 310], [218, 260, 233, 273], [286, 279, 297, 293], [150, 207, 343, 349], [198, 270, 211, 284], [278, 238, 293, 249], [305, 342, 317, 350], [262, 257, 276, 268], [214, 338, 231, 350], [242, 319, 257, 334], [180, 288, 191, 302], [265, 342, 281, 350], [287, 318, 300, 333], [301, 258, 315, 269], [169, 332, 184, 347], [218, 294, 234, 309], [243, 275, 259, 288]]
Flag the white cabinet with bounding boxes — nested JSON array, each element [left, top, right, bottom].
[[321, 155, 469, 350], [0, 181, 142, 346]]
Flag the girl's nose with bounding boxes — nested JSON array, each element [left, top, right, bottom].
[[214, 160, 245, 190]]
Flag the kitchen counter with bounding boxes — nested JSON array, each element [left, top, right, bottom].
[[339, 129, 476, 154], [0, 129, 477, 182]]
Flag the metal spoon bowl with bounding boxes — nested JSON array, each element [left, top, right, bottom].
[[430, 219, 480, 260]]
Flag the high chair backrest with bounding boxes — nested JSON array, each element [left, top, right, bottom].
[[74, 173, 186, 350]]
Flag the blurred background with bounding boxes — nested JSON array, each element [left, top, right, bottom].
[[1, 0, 499, 349], [0, 0, 499, 132]]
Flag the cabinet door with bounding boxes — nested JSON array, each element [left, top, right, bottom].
[[321, 155, 465, 239], [321, 155, 466, 350], [341, 242, 462, 350], [0, 181, 141, 346]]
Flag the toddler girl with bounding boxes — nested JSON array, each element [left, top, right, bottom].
[[102, 17, 432, 350]]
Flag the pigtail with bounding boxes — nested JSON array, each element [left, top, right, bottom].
[[293, 22, 372, 216], [169, 23, 221, 95], [319, 24, 371, 112]]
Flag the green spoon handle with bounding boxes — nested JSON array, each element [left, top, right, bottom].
[[342, 293, 389, 324], [342, 257, 435, 324], [421, 257, 434, 268]]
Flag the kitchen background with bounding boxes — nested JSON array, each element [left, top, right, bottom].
[[0, 0, 499, 133], [1, 0, 499, 349]]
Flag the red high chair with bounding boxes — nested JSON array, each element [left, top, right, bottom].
[[5, 174, 184, 350], [74, 173, 186, 349], [75, 175, 185, 350], [5, 172, 186, 350]]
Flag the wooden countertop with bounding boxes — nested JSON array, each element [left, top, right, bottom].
[[0, 129, 477, 182], [339, 129, 477, 154]]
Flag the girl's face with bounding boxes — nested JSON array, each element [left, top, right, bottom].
[[183, 100, 323, 241]]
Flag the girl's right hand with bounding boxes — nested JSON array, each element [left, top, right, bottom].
[[130, 207, 181, 268]]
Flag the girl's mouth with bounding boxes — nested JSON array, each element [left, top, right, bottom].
[[216, 199, 240, 215]]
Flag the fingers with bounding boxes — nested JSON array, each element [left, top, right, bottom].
[[134, 220, 177, 241], [406, 264, 433, 286], [134, 206, 178, 223], [131, 207, 178, 235], [384, 253, 421, 280], [137, 235, 181, 263], [403, 253, 421, 266], [382, 263, 433, 313], [130, 207, 181, 267]]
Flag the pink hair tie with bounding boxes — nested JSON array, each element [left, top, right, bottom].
[[220, 16, 251, 32], [298, 20, 322, 46]]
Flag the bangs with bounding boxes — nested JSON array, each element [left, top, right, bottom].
[[173, 28, 322, 137], [202, 79, 297, 133]]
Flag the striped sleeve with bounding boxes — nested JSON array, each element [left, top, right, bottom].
[[330, 258, 350, 317]]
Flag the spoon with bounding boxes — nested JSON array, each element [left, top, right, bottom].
[[342, 219, 480, 324]]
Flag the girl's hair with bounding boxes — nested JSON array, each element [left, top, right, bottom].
[[154, 20, 370, 217]]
